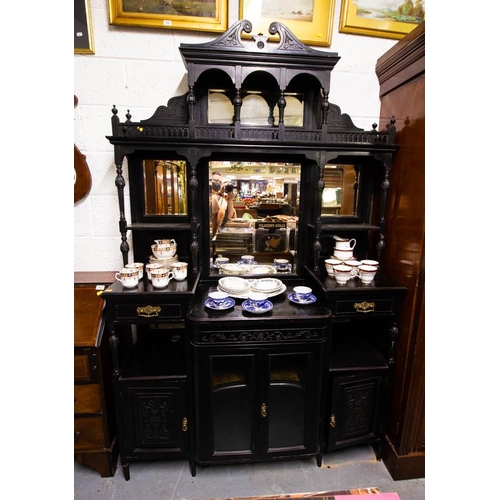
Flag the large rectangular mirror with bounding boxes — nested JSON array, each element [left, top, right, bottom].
[[209, 161, 301, 276]]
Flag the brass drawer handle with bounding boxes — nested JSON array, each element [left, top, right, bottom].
[[137, 305, 161, 317], [354, 301, 375, 313], [182, 417, 188, 432], [261, 403, 267, 418], [330, 414, 336, 428]]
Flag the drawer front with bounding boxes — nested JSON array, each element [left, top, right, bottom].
[[114, 303, 182, 321], [332, 298, 395, 316], [74, 352, 98, 383], [74, 416, 106, 450], [74, 384, 101, 414]]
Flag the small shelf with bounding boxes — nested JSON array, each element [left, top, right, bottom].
[[126, 222, 192, 231], [120, 329, 186, 379], [329, 341, 387, 372], [317, 224, 380, 231]]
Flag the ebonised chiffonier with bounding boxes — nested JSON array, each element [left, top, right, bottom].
[[101, 20, 406, 479]]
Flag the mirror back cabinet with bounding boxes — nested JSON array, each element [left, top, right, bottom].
[[103, 20, 406, 480]]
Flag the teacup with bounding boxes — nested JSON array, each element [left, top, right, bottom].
[[115, 267, 139, 288], [247, 291, 268, 308], [208, 291, 230, 307], [154, 239, 176, 246], [150, 268, 174, 288], [332, 264, 352, 285], [274, 258, 289, 270], [325, 258, 342, 276], [358, 264, 377, 284], [171, 261, 188, 281], [215, 257, 230, 267], [344, 260, 362, 278], [151, 243, 177, 259], [360, 259, 379, 269], [293, 286, 312, 303], [125, 262, 144, 280], [333, 248, 354, 260], [240, 255, 256, 265], [334, 237, 356, 250], [145, 262, 164, 280]]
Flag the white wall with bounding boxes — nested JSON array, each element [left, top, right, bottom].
[[74, 0, 398, 272]]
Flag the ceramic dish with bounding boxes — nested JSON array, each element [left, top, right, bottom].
[[287, 292, 317, 305], [250, 278, 283, 293], [273, 263, 292, 272], [218, 276, 251, 295], [204, 297, 236, 310], [219, 263, 251, 275], [250, 265, 277, 275], [218, 282, 286, 300], [242, 299, 273, 314]]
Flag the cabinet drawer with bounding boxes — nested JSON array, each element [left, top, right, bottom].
[[74, 352, 98, 383], [74, 416, 106, 450], [332, 298, 394, 316], [74, 384, 101, 414], [114, 303, 182, 321]]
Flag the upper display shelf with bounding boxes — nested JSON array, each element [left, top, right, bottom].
[[108, 20, 397, 151]]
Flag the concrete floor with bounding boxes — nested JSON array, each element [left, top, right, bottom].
[[74, 445, 424, 500]]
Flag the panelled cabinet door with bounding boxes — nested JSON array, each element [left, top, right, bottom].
[[261, 346, 323, 458], [327, 371, 385, 450], [120, 380, 188, 458], [194, 348, 260, 463]]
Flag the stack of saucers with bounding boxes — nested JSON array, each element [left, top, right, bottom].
[[250, 278, 284, 297], [218, 276, 251, 297], [149, 253, 178, 270]]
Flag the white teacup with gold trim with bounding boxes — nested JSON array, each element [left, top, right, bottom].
[[125, 262, 144, 280], [115, 267, 139, 288], [171, 262, 188, 281], [150, 268, 174, 288]]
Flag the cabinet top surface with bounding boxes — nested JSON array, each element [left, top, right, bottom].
[[187, 284, 331, 322], [306, 268, 407, 295]]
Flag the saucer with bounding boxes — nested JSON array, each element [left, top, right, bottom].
[[242, 299, 273, 314], [204, 298, 235, 310], [274, 263, 292, 273], [287, 292, 317, 305]]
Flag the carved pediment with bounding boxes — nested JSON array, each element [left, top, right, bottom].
[[141, 94, 189, 125], [327, 103, 363, 131]]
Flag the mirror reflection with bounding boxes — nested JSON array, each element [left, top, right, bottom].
[[142, 160, 188, 215], [209, 161, 300, 275], [321, 164, 359, 216]]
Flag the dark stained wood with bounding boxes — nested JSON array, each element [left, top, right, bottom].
[[376, 21, 425, 480], [74, 284, 118, 477]]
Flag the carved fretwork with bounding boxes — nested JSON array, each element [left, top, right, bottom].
[[139, 397, 172, 444], [141, 94, 189, 124], [345, 388, 372, 434], [200, 330, 319, 343]]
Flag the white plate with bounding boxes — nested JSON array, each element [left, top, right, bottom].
[[219, 263, 251, 275], [218, 282, 286, 300], [218, 276, 251, 295], [250, 265, 277, 275], [250, 278, 283, 293]]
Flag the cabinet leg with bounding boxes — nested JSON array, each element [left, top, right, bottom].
[[123, 463, 130, 481], [189, 458, 196, 477], [316, 450, 323, 467]]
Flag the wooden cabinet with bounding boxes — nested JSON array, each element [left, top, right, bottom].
[[74, 284, 118, 477], [101, 19, 406, 480], [376, 21, 425, 480], [188, 285, 330, 473]]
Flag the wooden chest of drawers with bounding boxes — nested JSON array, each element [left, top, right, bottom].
[[74, 284, 118, 477]]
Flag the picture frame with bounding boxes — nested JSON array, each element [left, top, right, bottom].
[[239, 0, 335, 47], [75, 0, 95, 54], [107, 0, 228, 33], [339, 0, 425, 40]]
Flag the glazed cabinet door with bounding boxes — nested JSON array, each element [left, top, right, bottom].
[[327, 371, 386, 451], [261, 346, 323, 458], [120, 379, 189, 459], [193, 348, 260, 463]]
